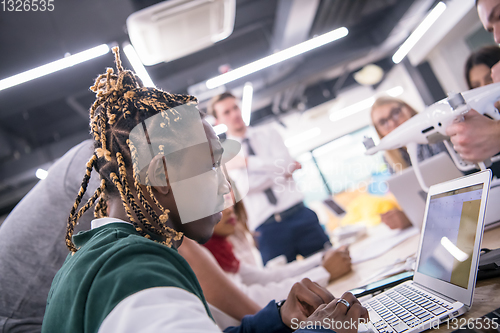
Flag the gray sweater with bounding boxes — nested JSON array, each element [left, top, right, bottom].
[[0, 140, 98, 333]]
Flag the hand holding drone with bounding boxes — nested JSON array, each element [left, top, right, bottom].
[[364, 82, 500, 191]]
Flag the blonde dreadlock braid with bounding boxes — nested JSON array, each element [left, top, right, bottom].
[[115, 151, 166, 238], [128, 139, 182, 243], [66, 154, 97, 252], [109, 172, 146, 237], [94, 193, 107, 218]]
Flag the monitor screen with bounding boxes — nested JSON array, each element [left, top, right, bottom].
[[416, 184, 484, 289]]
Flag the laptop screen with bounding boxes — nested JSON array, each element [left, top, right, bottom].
[[416, 183, 484, 289]]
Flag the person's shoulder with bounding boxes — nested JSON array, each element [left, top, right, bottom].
[[63, 139, 98, 197], [54, 139, 94, 174], [250, 125, 282, 139], [60, 231, 206, 333], [86, 229, 199, 294], [101, 228, 183, 264], [116, 232, 179, 257], [76, 224, 184, 270]]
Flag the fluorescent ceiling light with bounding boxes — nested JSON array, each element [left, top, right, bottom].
[[329, 86, 404, 122], [330, 97, 376, 122], [285, 127, 321, 148], [123, 43, 155, 88], [392, 2, 447, 64], [206, 27, 348, 89], [441, 237, 469, 262], [214, 124, 228, 135], [241, 82, 253, 126], [0, 44, 110, 92], [36, 168, 48, 180]]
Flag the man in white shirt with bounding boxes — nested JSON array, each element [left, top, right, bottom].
[[209, 92, 331, 265]]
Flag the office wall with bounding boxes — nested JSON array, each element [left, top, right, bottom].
[[407, 0, 491, 94], [426, 8, 483, 93]]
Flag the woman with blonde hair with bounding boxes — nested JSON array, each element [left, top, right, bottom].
[[370, 96, 447, 229]]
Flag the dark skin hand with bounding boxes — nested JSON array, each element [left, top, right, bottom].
[[307, 292, 370, 333], [322, 246, 352, 281], [280, 278, 335, 327], [381, 209, 412, 230], [280, 278, 369, 332]]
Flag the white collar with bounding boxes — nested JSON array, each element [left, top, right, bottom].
[[226, 127, 252, 142], [91, 217, 132, 230]]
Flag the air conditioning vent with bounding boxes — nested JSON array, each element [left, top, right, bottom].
[[126, 0, 236, 65]]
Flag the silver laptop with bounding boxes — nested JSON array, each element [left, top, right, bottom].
[[386, 153, 463, 228], [363, 170, 491, 333]]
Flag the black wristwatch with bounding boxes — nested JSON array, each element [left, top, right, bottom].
[[276, 299, 286, 317]]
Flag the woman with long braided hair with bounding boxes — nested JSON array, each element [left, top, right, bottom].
[[41, 47, 368, 333]]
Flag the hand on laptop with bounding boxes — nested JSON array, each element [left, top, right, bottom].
[[381, 209, 412, 230], [279, 278, 335, 327], [306, 292, 369, 333], [322, 245, 352, 281], [280, 279, 368, 333]]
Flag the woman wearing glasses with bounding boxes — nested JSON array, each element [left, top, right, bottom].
[[370, 97, 447, 229]]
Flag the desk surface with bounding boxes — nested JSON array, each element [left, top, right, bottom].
[[327, 226, 500, 332]]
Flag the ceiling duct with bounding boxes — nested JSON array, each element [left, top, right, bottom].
[[127, 0, 236, 65]]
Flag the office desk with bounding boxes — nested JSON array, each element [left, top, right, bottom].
[[327, 226, 500, 332]]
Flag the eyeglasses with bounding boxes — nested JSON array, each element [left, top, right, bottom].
[[376, 106, 403, 129]]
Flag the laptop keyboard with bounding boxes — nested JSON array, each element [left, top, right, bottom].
[[367, 284, 454, 333]]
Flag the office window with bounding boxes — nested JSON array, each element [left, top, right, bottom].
[[313, 126, 386, 193], [293, 152, 330, 206], [292, 126, 387, 205]]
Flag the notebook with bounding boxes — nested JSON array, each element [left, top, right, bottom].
[[361, 170, 492, 333]]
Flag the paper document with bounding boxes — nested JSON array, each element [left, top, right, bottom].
[[350, 225, 419, 264]]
